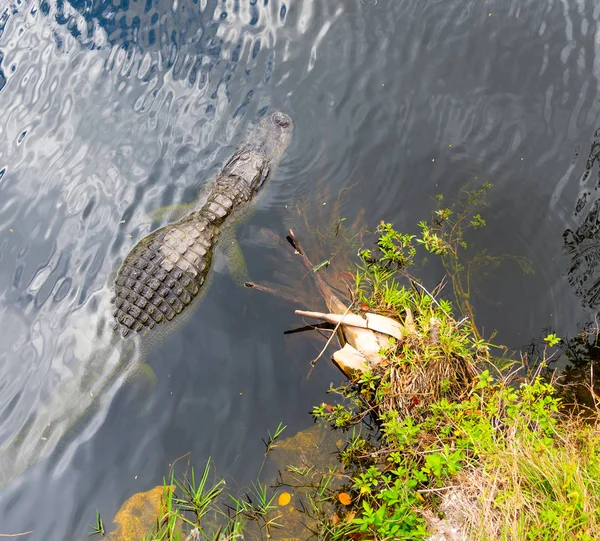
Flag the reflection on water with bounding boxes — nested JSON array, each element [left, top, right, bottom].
[[2, 0, 600, 538], [0, 1, 345, 536], [0, 0, 304, 484], [564, 128, 600, 308]]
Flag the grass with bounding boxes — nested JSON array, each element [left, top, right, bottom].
[[94, 423, 288, 541], [89, 510, 105, 536], [455, 416, 600, 539], [262, 422, 287, 457]]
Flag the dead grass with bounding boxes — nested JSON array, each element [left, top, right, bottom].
[[423, 385, 600, 541], [370, 291, 481, 422]]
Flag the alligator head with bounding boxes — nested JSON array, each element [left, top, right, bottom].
[[223, 111, 294, 191]]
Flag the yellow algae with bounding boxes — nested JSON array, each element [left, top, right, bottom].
[[110, 484, 178, 541]]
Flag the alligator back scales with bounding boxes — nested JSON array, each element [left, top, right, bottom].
[[111, 160, 259, 335]]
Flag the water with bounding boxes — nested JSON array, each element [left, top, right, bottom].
[[0, 0, 599, 537]]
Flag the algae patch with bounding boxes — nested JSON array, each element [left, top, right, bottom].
[[109, 485, 178, 541]]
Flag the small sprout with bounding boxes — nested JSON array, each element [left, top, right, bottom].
[[262, 422, 286, 456], [312, 259, 331, 272], [334, 217, 346, 237], [544, 333, 561, 347], [88, 510, 105, 536]]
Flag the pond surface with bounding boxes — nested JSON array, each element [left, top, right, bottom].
[[1, 0, 599, 537]]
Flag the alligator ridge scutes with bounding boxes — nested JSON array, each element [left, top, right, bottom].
[[111, 173, 255, 337]]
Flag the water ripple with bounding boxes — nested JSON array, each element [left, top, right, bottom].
[[2, 0, 600, 538], [0, 0, 328, 489]]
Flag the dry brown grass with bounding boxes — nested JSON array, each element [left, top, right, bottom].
[[423, 392, 600, 541], [371, 300, 480, 422]]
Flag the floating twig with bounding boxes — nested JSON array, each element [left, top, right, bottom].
[[285, 229, 304, 255], [306, 303, 354, 367], [244, 281, 303, 304], [283, 322, 334, 335]]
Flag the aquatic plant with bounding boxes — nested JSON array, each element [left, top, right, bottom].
[[96, 423, 289, 541], [89, 510, 106, 536], [415, 183, 533, 340], [262, 422, 287, 457]]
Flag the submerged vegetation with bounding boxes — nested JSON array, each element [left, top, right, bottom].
[[104, 421, 296, 541], [86, 184, 600, 541]]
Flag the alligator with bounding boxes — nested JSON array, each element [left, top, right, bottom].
[[111, 111, 294, 336], [0, 113, 293, 487]]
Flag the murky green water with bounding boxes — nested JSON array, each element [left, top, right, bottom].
[[1, 0, 600, 538]]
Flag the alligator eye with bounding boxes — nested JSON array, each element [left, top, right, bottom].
[[272, 112, 290, 129]]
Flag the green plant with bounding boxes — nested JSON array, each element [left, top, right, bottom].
[[306, 218, 600, 540], [416, 182, 533, 340], [262, 422, 287, 456], [544, 333, 561, 348], [94, 422, 292, 541], [173, 461, 226, 530], [421, 445, 464, 482], [88, 510, 105, 536]]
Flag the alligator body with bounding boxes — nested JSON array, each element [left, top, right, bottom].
[[111, 112, 294, 336]]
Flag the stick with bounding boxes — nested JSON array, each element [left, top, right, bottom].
[[411, 279, 451, 317], [286, 229, 304, 255], [416, 486, 460, 494], [589, 361, 600, 409], [307, 302, 353, 367], [244, 281, 303, 304], [286, 229, 349, 314], [294, 310, 368, 328], [283, 322, 334, 335], [0, 533, 33, 538]]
